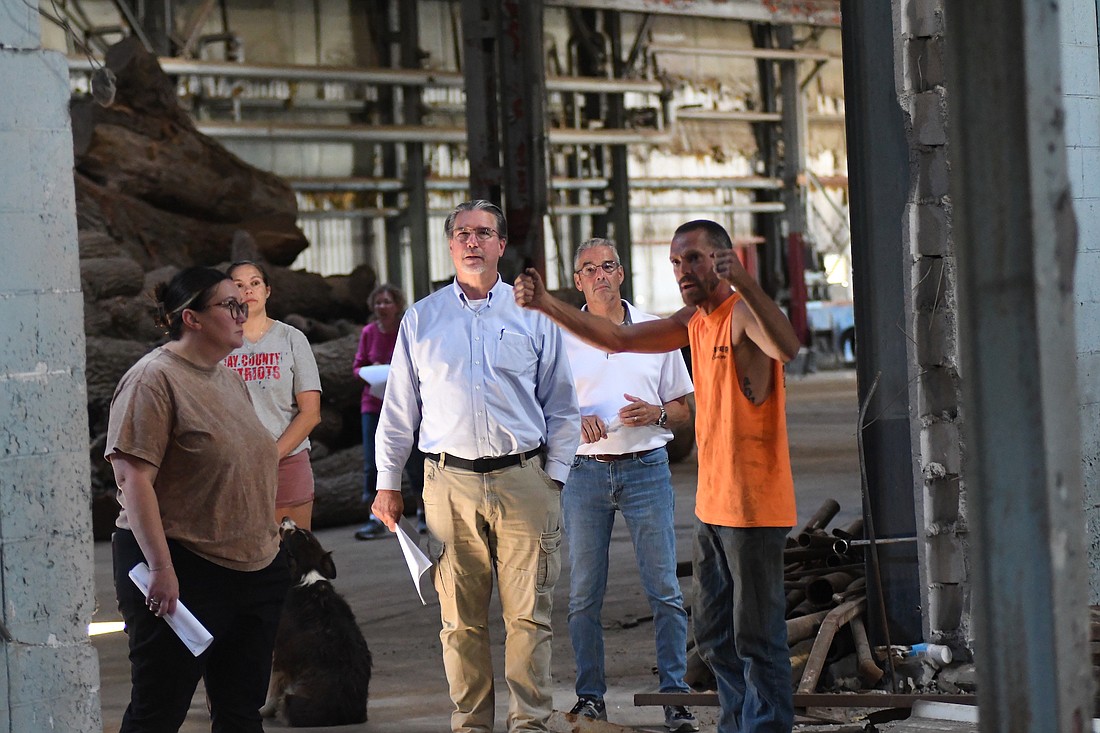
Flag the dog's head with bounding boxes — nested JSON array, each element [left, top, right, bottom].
[[279, 518, 337, 582]]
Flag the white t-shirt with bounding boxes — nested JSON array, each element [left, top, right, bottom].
[[223, 320, 322, 457], [563, 301, 693, 456]]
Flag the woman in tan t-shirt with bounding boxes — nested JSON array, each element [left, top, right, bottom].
[[105, 266, 290, 733]]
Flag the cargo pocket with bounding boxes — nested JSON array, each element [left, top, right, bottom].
[[535, 529, 562, 593], [427, 537, 454, 598]]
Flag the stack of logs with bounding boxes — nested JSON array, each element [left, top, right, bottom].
[[785, 499, 882, 694]]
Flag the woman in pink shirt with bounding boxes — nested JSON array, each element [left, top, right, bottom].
[[352, 284, 424, 539]]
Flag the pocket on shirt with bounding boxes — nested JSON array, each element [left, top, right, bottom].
[[494, 332, 537, 374], [535, 529, 562, 593]]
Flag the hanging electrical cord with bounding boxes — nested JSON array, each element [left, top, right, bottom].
[[30, 0, 117, 107]]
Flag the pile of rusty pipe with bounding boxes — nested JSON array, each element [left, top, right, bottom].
[[785, 562, 863, 581], [787, 610, 830, 646], [830, 577, 867, 606], [833, 535, 918, 555], [850, 616, 884, 686], [797, 499, 841, 537], [832, 517, 864, 541], [795, 596, 866, 694], [806, 572, 856, 605], [798, 529, 839, 550]]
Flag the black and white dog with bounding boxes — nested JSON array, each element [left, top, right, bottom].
[[261, 519, 372, 727]]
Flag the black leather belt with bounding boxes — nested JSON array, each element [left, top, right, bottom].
[[426, 447, 542, 473], [588, 448, 659, 463]]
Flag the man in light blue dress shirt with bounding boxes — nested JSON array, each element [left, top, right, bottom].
[[372, 200, 580, 733]]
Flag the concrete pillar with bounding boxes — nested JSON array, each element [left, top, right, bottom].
[[1061, 0, 1100, 605], [894, 0, 970, 648], [947, 0, 1093, 728], [0, 3, 102, 731]]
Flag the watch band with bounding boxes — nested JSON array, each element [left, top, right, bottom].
[[656, 405, 668, 428]]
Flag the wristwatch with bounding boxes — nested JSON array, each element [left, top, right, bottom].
[[656, 405, 668, 428]]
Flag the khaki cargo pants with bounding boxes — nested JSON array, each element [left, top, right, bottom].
[[424, 454, 563, 733]]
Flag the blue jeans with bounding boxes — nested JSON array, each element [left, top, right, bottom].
[[692, 522, 792, 733], [563, 446, 690, 699], [362, 411, 424, 506]]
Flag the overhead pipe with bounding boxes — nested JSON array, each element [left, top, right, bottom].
[[195, 121, 673, 147], [67, 56, 664, 94], [648, 43, 840, 62], [292, 202, 782, 221], [675, 108, 782, 124], [288, 175, 784, 194]]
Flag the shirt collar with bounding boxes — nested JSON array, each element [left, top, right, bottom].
[[450, 275, 504, 306]]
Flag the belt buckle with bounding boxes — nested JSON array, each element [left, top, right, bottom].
[[594, 454, 614, 463]]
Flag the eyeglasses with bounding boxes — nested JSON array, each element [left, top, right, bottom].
[[451, 227, 499, 244], [575, 261, 621, 277], [205, 298, 248, 319]]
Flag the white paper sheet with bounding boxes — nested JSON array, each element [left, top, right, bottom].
[[357, 365, 390, 399], [128, 563, 214, 656], [395, 517, 433, 605]]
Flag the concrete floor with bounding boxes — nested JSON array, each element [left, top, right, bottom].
[[91, 369, 862, 733]]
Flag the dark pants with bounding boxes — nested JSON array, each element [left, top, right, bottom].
[[692, 522, 793, 733], [112, 530, 290, 733]]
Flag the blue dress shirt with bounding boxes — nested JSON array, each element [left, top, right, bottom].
[[376, 277, 580, 487]]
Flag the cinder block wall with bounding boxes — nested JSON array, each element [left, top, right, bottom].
[[1062, 0, 1100, 604], [0, 4, 102, 730], [894, 0, 970, 647]]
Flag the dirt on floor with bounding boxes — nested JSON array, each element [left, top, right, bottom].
[[91, 369, 862, 733]]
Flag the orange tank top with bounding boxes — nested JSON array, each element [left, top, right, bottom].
[[689, 293, 796, 527]]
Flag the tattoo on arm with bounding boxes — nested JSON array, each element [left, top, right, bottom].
[[742, 377, 754, 401]]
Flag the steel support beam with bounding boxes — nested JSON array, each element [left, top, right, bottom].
[[750, 24, 783, 297], [461, 0, 502, 202], [375, 0, 404, 297], [605, 10, 633, 300], [498, 0, 547, 281], [778, 24, 808, 347], [947, 3, 1091, 730], [399, 0, 430, 300], [840, 0, 922, 645]]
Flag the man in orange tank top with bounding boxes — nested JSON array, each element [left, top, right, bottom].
[[515, 220, 800, 733]]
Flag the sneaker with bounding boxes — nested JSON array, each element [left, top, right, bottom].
[[569, 696, 607, 721], [664, 705, 699, 732], [354, 518, 389, 540]]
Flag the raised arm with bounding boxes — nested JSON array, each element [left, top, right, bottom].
[[514, 268, 691, 354], [712, 250, 801, 363]]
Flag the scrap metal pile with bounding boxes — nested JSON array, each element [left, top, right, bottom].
[[684, 498, 973, 708]]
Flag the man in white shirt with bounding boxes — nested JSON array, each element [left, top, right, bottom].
[[372, 200, 580, 733], [560, 239, 699, 732]]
